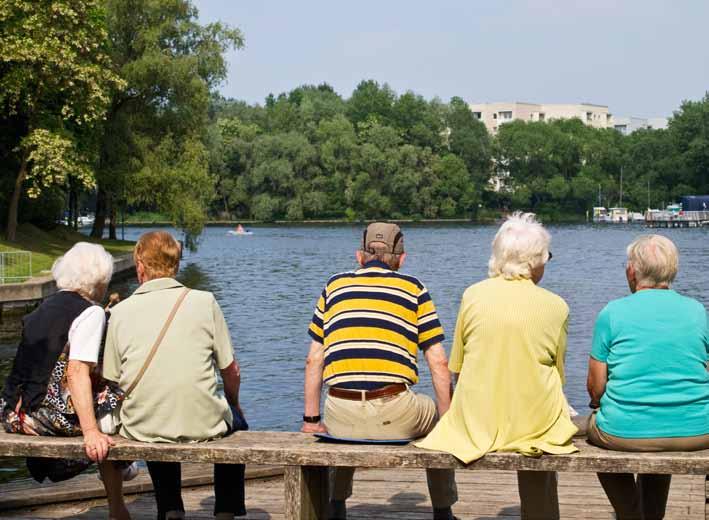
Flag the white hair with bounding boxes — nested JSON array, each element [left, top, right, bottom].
[[626, 234, 678, 288], [488, 212, 551, 280], [52, 242, 114, 300]]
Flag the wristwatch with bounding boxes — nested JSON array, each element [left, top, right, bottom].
[[303, 415, 321, 423]]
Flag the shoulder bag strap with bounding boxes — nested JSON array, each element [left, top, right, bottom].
[[124, 287, 190, 398]]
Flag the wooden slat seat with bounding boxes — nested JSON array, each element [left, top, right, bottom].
[[2, 431, 709, 519]]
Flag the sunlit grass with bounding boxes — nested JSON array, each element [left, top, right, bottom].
[[0, 224, 134, 278]]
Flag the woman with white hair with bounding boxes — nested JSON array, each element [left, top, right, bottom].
[[0, 242, 132, 520], [587, 234, 709, 520], [417, 213, 577, 520]]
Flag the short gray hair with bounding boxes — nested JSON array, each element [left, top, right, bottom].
[[626, 235, 678, 288], [52, 242, 114, 300], [488, 212, 551, 280]]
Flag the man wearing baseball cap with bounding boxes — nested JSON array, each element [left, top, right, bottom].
[[303, 222, 458, 520]]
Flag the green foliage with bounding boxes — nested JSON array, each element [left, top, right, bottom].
[[0, 0, 124, 125], [206, 87, 709, 220], [91, 0, 244, 236], [131, 135, 215, 236], [669, 93, 709, 193], [23, 129, 95, 198], [0, 0, 124, 239], [209, 83, 491, 221]]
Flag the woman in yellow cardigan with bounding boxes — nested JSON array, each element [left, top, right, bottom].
[[416, 212, 577, 520]]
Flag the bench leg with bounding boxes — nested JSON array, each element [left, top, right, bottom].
[[284, 465, 328, 520]]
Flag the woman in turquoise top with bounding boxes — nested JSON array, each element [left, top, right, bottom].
[[587, 234, 709, 520]]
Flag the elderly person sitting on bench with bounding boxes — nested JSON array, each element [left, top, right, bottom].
[[103, 231, 247, 520], [302, 222, 458, 520], [0, 243, 130, 520], [587, 234, 709, 520], [417, 212, 577, 520]]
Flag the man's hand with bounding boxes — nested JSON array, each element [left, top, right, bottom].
[[83, 428, 114, 462], [301, 421, 327, 434]]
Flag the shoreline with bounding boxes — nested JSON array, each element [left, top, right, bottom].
[[120, 216, 591, 227]]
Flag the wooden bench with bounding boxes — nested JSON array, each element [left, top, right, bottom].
[[2, 430, 709, 519]]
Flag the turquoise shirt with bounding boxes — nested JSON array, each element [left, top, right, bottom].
[[591, 289, 709, 438]]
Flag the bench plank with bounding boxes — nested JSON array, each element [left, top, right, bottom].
[[1, 431, 709, 475]]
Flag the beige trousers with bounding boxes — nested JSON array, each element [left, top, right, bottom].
[[323, 388, 458, 509], [588, 413, 709, 520]]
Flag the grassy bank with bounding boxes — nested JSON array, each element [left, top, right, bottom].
[[0, 224, 135, 278]]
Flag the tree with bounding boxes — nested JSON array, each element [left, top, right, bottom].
[[131, 135, 214, 236], [90, 0, 244, 238], [669, 93, 709, 193], [347, 80, 396, 127], [624, 128, 684, 209], [0, 0, 124, 240], [446, 97, 491, 186], [391, 92, 445, 150]]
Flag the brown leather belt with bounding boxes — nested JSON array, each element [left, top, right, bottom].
[[328, 383, 408, 401]]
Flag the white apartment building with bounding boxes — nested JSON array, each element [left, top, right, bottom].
[[469, 101, 612, 133], [613, 116, 669, 135]]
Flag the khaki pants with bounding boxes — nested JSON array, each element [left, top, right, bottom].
[[324, 388, 458, 509], [588, 413, 709, 520]]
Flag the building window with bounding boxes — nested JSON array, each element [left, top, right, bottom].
[[539, 113, 545, 121], [493, 113, 497, 119], [586, 112, 593, 122], [499, 111, 512, 120], [472, 112, 482, 119]]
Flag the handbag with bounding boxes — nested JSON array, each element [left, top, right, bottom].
[[98, 287, 191, 434]]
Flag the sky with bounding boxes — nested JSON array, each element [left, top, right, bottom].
[[192, 0, 709, 119]]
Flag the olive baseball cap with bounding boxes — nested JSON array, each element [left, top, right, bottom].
[[361, 222, 404, 254]]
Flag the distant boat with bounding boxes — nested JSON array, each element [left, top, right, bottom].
[[592, 207, 611, 223], [593, 207, 636, 224], [608, 207, 629, 223]]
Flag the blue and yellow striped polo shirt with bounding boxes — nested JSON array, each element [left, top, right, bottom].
[[308, 260, 445, 390]]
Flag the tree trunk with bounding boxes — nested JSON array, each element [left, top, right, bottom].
[[68, 185, 75, 229], [73, 189, 79, 230], [108, 195, 117, 240], [68, 178, 79, 230], [90, 187, 107, 238], [6, 153, 28, 242]]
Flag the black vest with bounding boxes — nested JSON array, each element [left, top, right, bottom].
[[2, 291, 92, 412]]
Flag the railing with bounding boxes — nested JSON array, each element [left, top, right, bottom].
[[0, 251, 32, 284]]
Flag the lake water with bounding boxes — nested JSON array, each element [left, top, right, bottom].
[[1, 223, 708, 483]]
